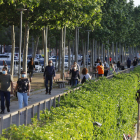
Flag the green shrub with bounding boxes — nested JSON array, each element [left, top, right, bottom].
[[1, 67, 140, 140]]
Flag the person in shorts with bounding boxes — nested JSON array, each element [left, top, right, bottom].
[[0, 67, 13, 114]]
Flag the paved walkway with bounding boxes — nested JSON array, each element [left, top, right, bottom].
[[0, 87, 68, 129]]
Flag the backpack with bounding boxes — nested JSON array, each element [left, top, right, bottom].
[[81, 76, 86, 84]]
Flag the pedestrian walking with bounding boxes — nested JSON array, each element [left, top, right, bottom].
[[96, 62, 104, 77], [14, 71, 30, 109], [109, 57, 112, 63], [70, 65, 80, 87], [133, 58, 137, 66], [28, 58, 35, 82], [104, 61, 110, 76], [43, 60, 55, 95], [96, 59, 104, 67], [81, 68, 91, 84], [70, 61, 80, 72], [109, 64, 115, 75], [117, 61, 121, 70], [0, 67, 13, 114], [113, 61, 117, 72], [127, 58, 131, 68]]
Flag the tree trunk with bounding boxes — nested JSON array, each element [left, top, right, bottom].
[[23, 22, 29, 74], [45, 26, 48, 67], [42, 28, 45, 65], [11, 25, 15, 78], [101, 43, 103, 62], [33, 36, 39, 61], [112, 42, 114, 63], [128, 46, 130, 59], [103, 44, 105, 62], [124, 44, 126, 62], [55, 39, 58, 69], [75, 27, 78, 62], [23, 23, 27, 71], [32, 36, 34, 57], [83, 42, 86, 68], [95, 40, 97, 62], [92, 39, 95, 67], [58, 40, 61, 72], [116, 42, 118, 62], [61, 27, 66, 80], [68, 40, 71, 70], [90, 41, 92, 67], [71, 40, 74, 65]]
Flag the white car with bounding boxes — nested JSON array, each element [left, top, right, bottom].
[[59, 59, 68, 68], [71, 55, 82, 61], [36, 54, 44, 60], [0, 60, 8, 73], [64, 59, 68, 68], [34, 61, 42, 72], [0, 54, 11, 61], [5, 60, 18, 74], [49, 58, 58, 68]]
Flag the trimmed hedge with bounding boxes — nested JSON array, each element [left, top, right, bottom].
[[1, 67, 140, 140]]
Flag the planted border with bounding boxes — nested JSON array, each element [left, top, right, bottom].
[[1, 67, 140, 140]]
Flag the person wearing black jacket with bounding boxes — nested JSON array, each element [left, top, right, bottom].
[[133, 58, 137, 66], [70, 65, 80, 87], [43, 60, 55, 95], [127, 58, 131, 68], [28, 58, 35, 82]]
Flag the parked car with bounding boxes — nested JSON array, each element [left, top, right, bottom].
[[49, 58, 58, 68], [34, 61, 42, 72], [86, 58, 90, 65], [64, 59, 68, 68], [39, 60, 44, 72], [50, 56, 59, 60], [14, 53, 23, 60], [27, 55, 32, 60], [14, 56, 18, 60], [0, 54, 11, 61], [36, 54, 44, 60], [5, 60, 18, 73]]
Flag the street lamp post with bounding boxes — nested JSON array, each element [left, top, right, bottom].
[[17, 9, 27, 78]]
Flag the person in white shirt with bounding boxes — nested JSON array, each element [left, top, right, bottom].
[[96, 59, 104, 67], [69, 61, 80, 72], [81, 68, 91, 84]]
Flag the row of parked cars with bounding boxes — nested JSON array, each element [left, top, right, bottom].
[[0, 53, 84, 74], [0, 60, 43, 74]]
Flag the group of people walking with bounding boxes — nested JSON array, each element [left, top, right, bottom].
[[0, 67, 30, 114], [95, 59, 116, 77], [68, 61, 91, 87], [0, 58, 35, 114], [127, 57, 139, 68], [0, 56, 139, 114]]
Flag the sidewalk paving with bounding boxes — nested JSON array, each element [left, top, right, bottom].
[[0, 86, 68, 129]]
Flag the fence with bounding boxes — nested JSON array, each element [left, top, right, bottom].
[[0, 67, 138, 136]]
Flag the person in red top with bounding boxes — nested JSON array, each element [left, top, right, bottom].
[[97, 62, 104, 77], [109, 57, 112, 63]]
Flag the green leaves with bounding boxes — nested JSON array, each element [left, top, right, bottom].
[[1, 67, 140, 139]]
